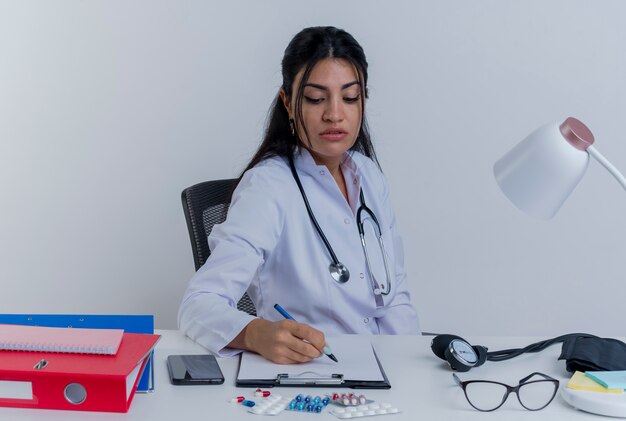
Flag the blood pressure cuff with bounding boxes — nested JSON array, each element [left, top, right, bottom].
[[559, 336, 626, 373]]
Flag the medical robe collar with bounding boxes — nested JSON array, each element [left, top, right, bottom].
[[293, 147, 362, 215], [293, 147, 361, 179]]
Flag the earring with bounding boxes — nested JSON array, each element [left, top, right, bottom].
[[289, 119, 296, 137]]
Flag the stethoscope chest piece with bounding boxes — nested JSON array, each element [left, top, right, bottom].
[[329, 262, 350, 283]]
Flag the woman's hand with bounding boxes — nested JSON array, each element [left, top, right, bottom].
[[232, 318, 326, 364]]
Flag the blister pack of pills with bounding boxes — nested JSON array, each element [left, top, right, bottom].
[[329, 393, 373, 406], [330, 403, 401, 418], [248, 394, 291, 416], [287, 394, 331, 413]]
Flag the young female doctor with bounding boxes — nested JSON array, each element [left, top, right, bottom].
[[178, 26, 420, 364]]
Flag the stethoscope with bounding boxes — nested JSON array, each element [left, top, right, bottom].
[[288, 157, 392, 296]]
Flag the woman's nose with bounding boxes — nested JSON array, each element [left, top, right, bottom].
[[322, 98, 344, 122]]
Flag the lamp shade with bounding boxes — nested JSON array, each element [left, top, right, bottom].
[[493, 117, 595, 219]]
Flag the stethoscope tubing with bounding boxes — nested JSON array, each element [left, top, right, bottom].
[[356, 190, 381, 237], [288, 155, 392, 295], [288, 157, 341, 266]]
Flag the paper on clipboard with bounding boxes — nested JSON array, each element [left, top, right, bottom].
[[238, 335, 384, 382]]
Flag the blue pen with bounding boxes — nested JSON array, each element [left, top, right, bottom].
[[273, 304, 338, 363]]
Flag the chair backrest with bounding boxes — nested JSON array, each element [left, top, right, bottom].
[[181, 179, 257, 316]]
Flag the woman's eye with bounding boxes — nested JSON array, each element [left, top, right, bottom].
[[344, 95, 361, 103], [304, 96, 323, 104]]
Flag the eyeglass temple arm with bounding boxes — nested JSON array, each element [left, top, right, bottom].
[[588, 145, 626, 192], [518, 372, 557, 384], [452, 373, 463, 386]]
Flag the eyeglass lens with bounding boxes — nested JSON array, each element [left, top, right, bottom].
[[461, 379, 557, 411], [516, 380, 558, 410], [463, 382, 508, 411]]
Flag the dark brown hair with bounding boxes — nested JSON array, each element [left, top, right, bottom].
[[239, 26, 379, 180]]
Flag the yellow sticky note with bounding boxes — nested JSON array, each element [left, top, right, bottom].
[[567, 371, 624, 394]]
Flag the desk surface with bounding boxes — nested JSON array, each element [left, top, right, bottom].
[[0, 330, 608, 420]]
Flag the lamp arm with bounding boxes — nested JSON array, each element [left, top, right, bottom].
[[587, 145, 626, 192]]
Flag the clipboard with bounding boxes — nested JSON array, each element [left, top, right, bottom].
[[235, 335, 391, 389]]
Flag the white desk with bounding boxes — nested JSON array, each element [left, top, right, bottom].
[[0, 330, 608, 420]]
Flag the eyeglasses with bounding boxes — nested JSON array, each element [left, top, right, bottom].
[[453, 372, 559, 412]]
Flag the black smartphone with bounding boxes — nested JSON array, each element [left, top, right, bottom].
[[167, 354, 225, 385]]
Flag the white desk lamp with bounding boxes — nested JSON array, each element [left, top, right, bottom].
[[494, 117, 626, 416], [494, 117, 626, 219]]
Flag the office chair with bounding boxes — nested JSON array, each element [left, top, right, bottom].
[[181, 179, 257, 316]]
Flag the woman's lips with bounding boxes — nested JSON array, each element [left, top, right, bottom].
[[319, 130, 348, 141]]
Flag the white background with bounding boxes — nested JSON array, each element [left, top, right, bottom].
[[1, 0, 625, 335]]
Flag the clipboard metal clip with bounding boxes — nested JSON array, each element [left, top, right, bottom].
[[276, 373, 344, 386]]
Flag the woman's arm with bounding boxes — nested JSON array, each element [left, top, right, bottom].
[[178, 164, 329, 361], [178, 167, 282, 356]]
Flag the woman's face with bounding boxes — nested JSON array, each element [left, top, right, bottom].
[[282, 58, 363, 168]]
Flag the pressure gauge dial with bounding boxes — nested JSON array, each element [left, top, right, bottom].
[[445, 339, 479, 372]]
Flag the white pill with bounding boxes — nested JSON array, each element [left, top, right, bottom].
[[335, 408, 346, 414], [347, 407, 358, 412], [389, 408, 399, 413], [357, 405, 368, 411], [354, 411, 364, 417], [376, 409, 387, 414], [369, 403, 380, 409], [339, 413, 352, 419]]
